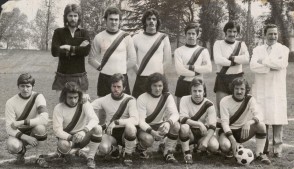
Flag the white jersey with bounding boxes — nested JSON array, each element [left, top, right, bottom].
[[133, 32, 171, 76]]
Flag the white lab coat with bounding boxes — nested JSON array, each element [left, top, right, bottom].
[[250, 42, 289, 125]]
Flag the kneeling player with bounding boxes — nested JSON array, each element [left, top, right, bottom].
[[91, 73, 139, 166], [218, 77, 271, 164], [136, 73, 180, 163], [179, 78, 219, 164], [5, 73, 49, 167], [53, 82, 102, 169]]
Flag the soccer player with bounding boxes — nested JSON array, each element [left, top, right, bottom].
[[91, 73, 139, 166], [136, 73, 180, 163], [179, 78, 218, 164], [213, 21, 250, 115], [174, 22, 212, 108], [132, 9, 172, 98], [89, 6, 136, 97], [250, 24, 289, 157], [5, 73, 49, 167], [218, 77, 271, 164], [51, 4, 91, 100], [52, 82, 102, 169]]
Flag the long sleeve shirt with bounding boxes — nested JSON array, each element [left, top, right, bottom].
[[53, 102, 98, 140], [88, 30, 136, 75], [91, 94, 139, 127], [132, 32, 172, 76], [220, 95, 263, 133], [5, 92, 49, 137], [179, 96, 216, 128], [51, 27, 91, 74], [137, 92, 179, 132], [213, 40, 249, 74], [174, 45, 212, 81]]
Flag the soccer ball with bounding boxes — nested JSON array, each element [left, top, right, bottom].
[[235, 147, 254, 166]]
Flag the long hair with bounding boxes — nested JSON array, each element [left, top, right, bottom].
[[59, 82, 83, 104], [146, 73, 169, 95], [142, 9, 161, 31], [190, 78, 207, 97], [223, 21, 240, 34], [63, 4, 82, 27], [17, 73, 35, 86], [230, 77, 250, 96]]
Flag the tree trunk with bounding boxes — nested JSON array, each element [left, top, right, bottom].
[[45, 0, 51, 51]]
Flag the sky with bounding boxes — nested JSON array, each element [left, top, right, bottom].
[[1, 0, 271, 27]]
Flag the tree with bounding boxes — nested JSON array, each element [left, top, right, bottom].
[[226, 0, 238, 21], [30, 0, 58, 50], [0, 8, 31, 49]]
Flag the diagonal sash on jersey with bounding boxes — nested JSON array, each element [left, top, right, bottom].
[[179, 47, 205, 80], [190, 100, 213, 121], [219, 41, 242, 74], [97, 32, 129, 71], [137, 34, 167, 76], [16, 93, 40, 121], [145, 93, 170, 123], [63, 103, 83, 133], [216, 95, 252, 128], [108, 97, 133, 124]]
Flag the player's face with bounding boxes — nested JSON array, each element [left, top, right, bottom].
[[66, 12, 79, 28], [191, 85, 204, 104], [265, 28, 278, 46], [106, 14, 120, 32], [18, 83, 33, 98], [233, 84, 246, 101], [111, 80, 125, 98], [146, 15, 157, 32], [186, 29, 197, 45], [151, 81, 163, 97], [66, 92, 79, 107], [225, 27, 238, 42]]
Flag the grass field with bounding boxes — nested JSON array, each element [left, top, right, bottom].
[[0, 49, 294, 169]]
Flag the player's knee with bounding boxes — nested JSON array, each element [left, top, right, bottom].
[[57, 140, 71, 154], [32, 125, 46, 135], [92, 125, 103, 136], [207, 137, 219, 153], [180, 124, 190, 137], [255, 122, 266, 133], [219, 139, 231, 153], [139, 133, 154, 148], [170, 121, 180, 134], [7, 137, 23, 154], [98, 142, 111, 154], [125, 124, 137, 138]]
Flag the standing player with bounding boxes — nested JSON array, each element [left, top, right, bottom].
[[136, 73, 180, 163], [179, 78, 218, 164], [218, 77, 271, 164], [52, 82, 102, 169], [91, 73, 139, 166], [250, 24, 289, 157], [89, 7, 136, 97], [132, 9, 172, 98], [5, 73, 49, 167], [174, 23, 212, 108], [213, 21, 250, 115], [51, 4, 91, 99]]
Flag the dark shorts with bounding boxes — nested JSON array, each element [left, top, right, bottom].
[[97, 73, 131, 97], [190, 128, 207, 144], [52, 72, 89, 91], [18, 127, 47, 141], [175, 78, 191, 97], [213, 72, 244, 94], [219, 128, 253, 143], [132, 76, 148, 98], [111, 127, 125, 146]]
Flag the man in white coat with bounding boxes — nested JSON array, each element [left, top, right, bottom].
[[250, 24, 289, 157]]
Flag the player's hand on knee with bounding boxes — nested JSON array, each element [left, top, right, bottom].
[[158, 122, 170, 136], [73, 131, 86, 143], [23, 135, 38, 147], [151, 130, 163, 141], [11, 121, 23, 130], [241, 122, 250, 139], [106, 122, 115, 136], [199, 123, 207, 136]]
